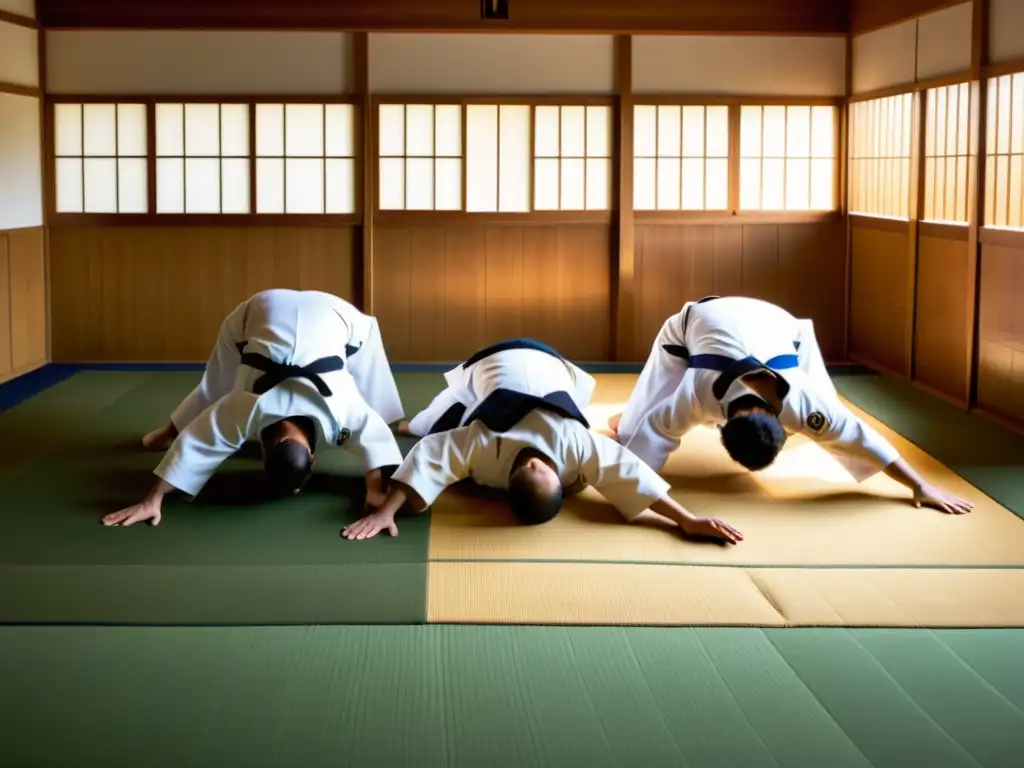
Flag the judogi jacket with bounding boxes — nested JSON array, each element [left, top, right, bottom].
[[617, 296, 900, 481]]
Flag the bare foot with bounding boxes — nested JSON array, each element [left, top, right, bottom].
[[607, 412, 623, 438], [396, 420, 411, 435], [142, 423, 178, 452]]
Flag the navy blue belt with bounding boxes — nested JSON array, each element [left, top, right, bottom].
[[462, 338, 566, 369], [463, 388, 589, 433]]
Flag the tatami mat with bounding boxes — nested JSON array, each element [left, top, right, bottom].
[[427, 562, 1024, 627], [5, 624, 1024, 767], [425, 373, 1024, 627], [426, 374, 1024, 567], [2, 367, 1022, 628]]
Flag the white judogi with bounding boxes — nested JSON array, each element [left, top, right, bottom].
[[406, 346, 596, 437], [393, 346, 672, 521], [617, 297, 900, 482], [155, 289, 405, 497]]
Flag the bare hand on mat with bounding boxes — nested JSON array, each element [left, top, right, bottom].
[[680, 517, 744, 545], [342, 508, 398, 540], [914, 483, 974, 515], [102, 500, 162, 527]]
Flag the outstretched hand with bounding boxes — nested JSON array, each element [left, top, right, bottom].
[[914, 484, 974, 515], [103, 501, 162, 527], [680, 516, 744, 545], [342, 509, 398, 540]]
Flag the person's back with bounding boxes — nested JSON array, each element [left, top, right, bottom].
[[683, 296, 800, 362], [241, 289, 351, 366]]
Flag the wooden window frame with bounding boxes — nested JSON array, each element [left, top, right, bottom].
[[45, 94, 362, 228], [847, 90, 917, 222], [632, 95, 843, 225], [983, 68, 1024, 232], [920, 81, 974, 227], [371, 94, 614, 226]]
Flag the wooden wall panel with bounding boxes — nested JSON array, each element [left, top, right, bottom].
[[849, 222, 911, 374], [631, 219, 847, 363], [371, 225, 611, 362], [48, 227, 356, 362], [2, 227, 45, 378], [913, 234, 972, 401], [0, 234, 11, 379], [977, 243, 1024, 423]]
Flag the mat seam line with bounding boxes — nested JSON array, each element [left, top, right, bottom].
[[842, 629, 988, 768], [761, 629, 885, 768], [930, 630, 1024, 722]]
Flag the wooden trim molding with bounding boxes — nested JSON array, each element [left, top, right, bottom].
[[38, 0, 847, 35], [370, 94, 615, 107], [635, 210, 842, 225], [848, 71, 974, 105], [987, 58, 1024, 78], [849, 213, 912, 232], [373, 211, 614, 227], [0, 8, 36, 28], [632, 95, 844, 107], [47, 213, 361, 228], [918, 221, 970, 241], [47, 94, 361, 105], [0, 81, 41, 98], [979, 227, 1024, 248]]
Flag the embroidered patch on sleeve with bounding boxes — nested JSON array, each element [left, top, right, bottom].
[[806, 411, 827, 433]]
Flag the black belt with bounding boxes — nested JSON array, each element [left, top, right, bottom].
[[463, 388, 589, 433], [425, 339, 571, 434], [240, 352, 345, 397]]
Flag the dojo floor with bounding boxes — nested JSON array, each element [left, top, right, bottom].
[[3, 366, 1024, 766]]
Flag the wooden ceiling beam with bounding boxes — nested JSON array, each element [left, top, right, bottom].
[[38, 0, 846, 35]]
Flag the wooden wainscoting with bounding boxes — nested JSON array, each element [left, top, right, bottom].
[[48, 227, 357, 362], [849, 216, 912, 375], [631, 217, 847, 363], [371, 224, 611, 362], [0, 227, 47, 384], [913, 223, 972, 404], [977, 230, 1024, 424]]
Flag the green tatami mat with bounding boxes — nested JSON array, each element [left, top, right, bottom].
[[0, 371, 151, 488], [835, 374, 1024, 519], [3, 625, 1024, 768], [0, 371, 429, 625]]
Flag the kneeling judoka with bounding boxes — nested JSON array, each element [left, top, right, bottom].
[[103, 289, 406, 528], [610, 296, 973, 515], [342, 339, 743, 545]]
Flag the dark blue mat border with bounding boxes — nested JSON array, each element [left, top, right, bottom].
[[1, 362, 873, 416]]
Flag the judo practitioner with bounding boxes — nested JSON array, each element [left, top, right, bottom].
[[103, 289, 406, 528], [341, 339, 744, 545], [610, 296, 973, 515]]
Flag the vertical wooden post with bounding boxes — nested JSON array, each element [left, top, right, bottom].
[[905, 86, 925, 382], [966, 0, 990, 406], [842, 31, 853, 361], [35, 0, 51, 364], [353, 32, 373, 314], [612, 35, 634, 362]]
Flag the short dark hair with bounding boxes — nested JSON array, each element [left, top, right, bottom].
[[262, 417, 317, 495], [720, 397, 787, 471], [508, 468, 563, 525]]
